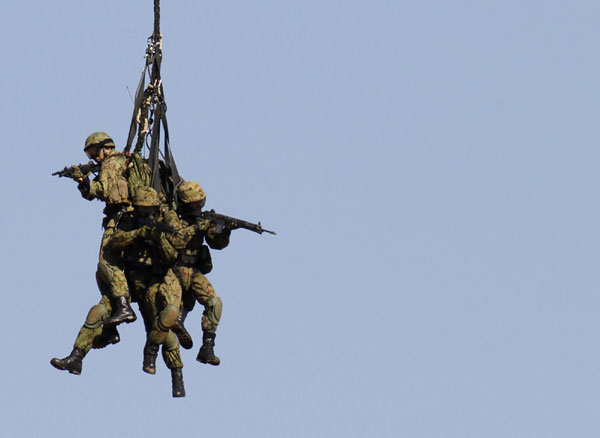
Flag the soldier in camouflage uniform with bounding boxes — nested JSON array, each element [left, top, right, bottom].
[[165, 181, 231, 366], [50, 132, 140, 374], [107, 187, 186, 397], [78, 132, 138, 327]]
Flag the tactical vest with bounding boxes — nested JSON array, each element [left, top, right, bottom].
[[102, 153, 131, 205], [126, 153, 152, 200]]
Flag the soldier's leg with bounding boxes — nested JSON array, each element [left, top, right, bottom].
[[149, 269, 182, 342], [97, 226, 136, 327], [171, 266, 195, 350], [136, 276, 161, 375], [141, 273, 186, 397], [191, 273, 222, 334], [191, 273, 222, 365], [98, 261, 137, 327], [162, 330, 185, 398], [50, 296, 114, 374], [137, 272, 182, 371]]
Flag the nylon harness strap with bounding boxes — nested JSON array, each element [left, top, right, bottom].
[[124, 65, 148, 154], [125, 0, 182, 207]]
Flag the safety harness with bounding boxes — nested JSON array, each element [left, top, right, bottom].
[[124, 0, 182, 208]]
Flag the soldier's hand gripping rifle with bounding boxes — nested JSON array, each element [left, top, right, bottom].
[[52, 161, 101, 180], [197, 209, 276, 235], [137, 215, 179, 236]]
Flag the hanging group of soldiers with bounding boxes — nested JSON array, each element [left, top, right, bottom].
[[50, 2, 275, 398], [51, 132, 235, 397]]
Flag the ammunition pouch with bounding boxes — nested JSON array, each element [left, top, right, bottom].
[[177, 245, 212, 274], [178, 253, 197, 266], [198, 245, 213, 274]]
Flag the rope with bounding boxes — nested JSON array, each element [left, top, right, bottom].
[[154, 0, 160, 40]]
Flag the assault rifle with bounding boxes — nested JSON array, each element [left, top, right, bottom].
[[52, 161, 101, 179], [138, 215, 179, 236], [194, 209, 276, 235]]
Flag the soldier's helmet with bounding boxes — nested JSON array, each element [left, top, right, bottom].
[[177, 181, 206, 204], [84, 132, 115, 153], [134, 187, 160, 207]]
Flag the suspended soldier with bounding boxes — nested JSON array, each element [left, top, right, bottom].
[[165, 181, 231, 366], [50, 132, 141, 374], [107, 187, 186, 397], [77, 132, 142, 327]]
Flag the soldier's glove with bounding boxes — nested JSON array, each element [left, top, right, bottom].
[[77, 176, 90, 191], [136, 225, 152, 239], [70, 166, 84, 180], [149, 227, 163, 242], [194, 219, 211, 232]]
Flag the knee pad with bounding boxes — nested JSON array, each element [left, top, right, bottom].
[[205, 296, 222, 326], [157, 304, 179, 331], [84, 303, 110, 329]]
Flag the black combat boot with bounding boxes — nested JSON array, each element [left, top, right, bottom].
[[196, 332, 220, 366], [172, 308, 193, 350], [143, 342, 159, 375], [50, 348, 86, 375], [171, 367, 186, 398], [103, 297, 137, 327], [92, 326, 120, 349]]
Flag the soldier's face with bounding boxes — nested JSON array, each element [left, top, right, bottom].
[[136, 206, 157, 218], [86, 146, 106, 163], [184, 200, 205, 213], [95, 148, 107, 163]]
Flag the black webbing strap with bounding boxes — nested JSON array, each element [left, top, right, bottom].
[[125, 0, 182, 207], [149, 103, 163, 193], [124, 65, 148, 154], [160, 111, 181, 187], [160, 109, 182, 206]]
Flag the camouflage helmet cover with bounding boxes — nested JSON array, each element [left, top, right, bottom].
[[84, 132, 115, 151], [134, 187, 160, 207], [177, 181, 206, 204]]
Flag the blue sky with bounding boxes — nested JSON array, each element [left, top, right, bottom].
[[2, 1, 600, 437]]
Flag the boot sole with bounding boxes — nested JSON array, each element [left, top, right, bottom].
[[92, 335, 120, 349], [196, 357, 220, 366], [103, 315, 137, 328]]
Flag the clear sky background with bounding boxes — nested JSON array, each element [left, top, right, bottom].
[[1, 1, 600, 436]]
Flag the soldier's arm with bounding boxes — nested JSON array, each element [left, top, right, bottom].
[[163, 210, 198, 249], [78, 174, 102, 201], [205, 226, 231, 250], [106, 227, 147, 253], [149, 228, 179, 265]]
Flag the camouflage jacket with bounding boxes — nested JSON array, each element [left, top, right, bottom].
[[106, 212, 178, 273], [164, 209, 230, 258], [79, 152, 130, 206]]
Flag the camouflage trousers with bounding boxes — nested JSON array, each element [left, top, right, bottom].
[[72, 268, 183, 369], [70, 217, 130, 355], [174, 265, 222, 334], [128, 267, 183, 369], [73, 295, 116, 354], [96, 219, 129, 299]]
